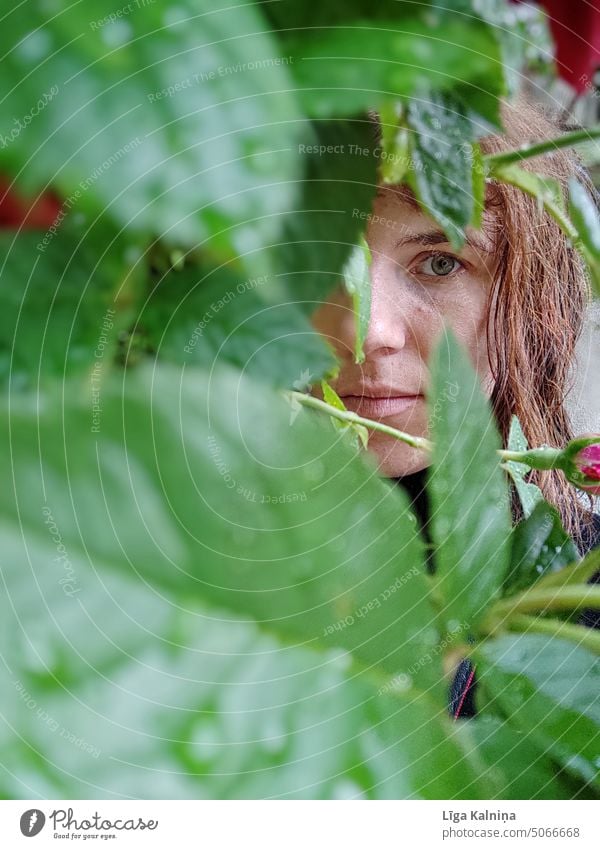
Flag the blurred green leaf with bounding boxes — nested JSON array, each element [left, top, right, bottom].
[[0, 545, 422, 799], [427, 332, 512, 630], [287, 19, 503, 119], [1, 362, 531, 799], [569, 177, 600, 295], [0, 363, 440, 691], [0, 540, 514, 799], [454, 714, 578, 799], [378, 102, 409, 185], [139, 260, 336, 388], [0, 223, 137, 389], [262, 0, 433, 30], [271, 120, 378, 313], [0, 0, 595, 804], [0, 1, 303, 252], [343, 235, 371, 364], [365, 691, 499, 799], [463, 0, 543, 97]]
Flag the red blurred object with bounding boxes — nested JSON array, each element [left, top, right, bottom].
[[0, 177, 61, 230], [536, 0, 600, 92]]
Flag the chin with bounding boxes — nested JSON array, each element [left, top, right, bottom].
[[365, 431, 431, 478]]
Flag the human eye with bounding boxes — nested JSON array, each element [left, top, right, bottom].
[[412, 252, 464, 279]]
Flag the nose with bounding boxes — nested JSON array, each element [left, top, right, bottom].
[[362, 251, 408, 357]]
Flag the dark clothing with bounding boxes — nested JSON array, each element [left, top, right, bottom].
[[391, 470, 600, 719]]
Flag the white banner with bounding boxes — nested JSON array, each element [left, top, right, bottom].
[[0, 800, 597, 848]]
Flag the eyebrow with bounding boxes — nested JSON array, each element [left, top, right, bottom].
[[394, 229, 493, 255]]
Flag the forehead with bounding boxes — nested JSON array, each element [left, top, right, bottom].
[[372, 184, 499, 254]]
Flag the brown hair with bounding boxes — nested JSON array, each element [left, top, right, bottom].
[[479, 99, 594, 539]]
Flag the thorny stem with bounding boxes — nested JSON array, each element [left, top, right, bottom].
[[288, 391, 433, 451], [290, 391, 571, 472]]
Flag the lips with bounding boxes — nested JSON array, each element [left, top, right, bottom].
[[339, 393, 423, 418]]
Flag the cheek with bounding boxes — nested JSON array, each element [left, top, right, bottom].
[[310, 289, 354, 351], [443, 282, 492, 385], [402, 297, 444, 356]]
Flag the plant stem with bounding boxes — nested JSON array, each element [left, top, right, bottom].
[[506, 614, 600, 654], [482, 585, 600, 632], [289, 393, 575, 478], [484, 126, 600, 168], [497, 446, 563, 470], [288, 391, 433, 451]]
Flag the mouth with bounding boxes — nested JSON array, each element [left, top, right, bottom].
[[338, 394, 423, 418]]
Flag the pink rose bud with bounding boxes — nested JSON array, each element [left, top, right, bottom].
[[563, 435, 600, 495]]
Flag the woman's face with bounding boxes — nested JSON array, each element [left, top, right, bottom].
[[310, 185, 498, 477]]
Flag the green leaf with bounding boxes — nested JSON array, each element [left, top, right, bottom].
[[343, 235, 372, 364], [321, 379, 346, 411], [0, 544, 425, 799], [470, 143, 486, 230], [569, 180, 600, 255], [321, 379, 369, 450], [491, 164, 564, 211], [0, 225, 338, 392], [287, 19, 503, 119], [492, 164, 600, 296], [468, 0, 535, 97], [2, 363, 524, 799], [368, 674, 575, 799], [535, 547, 600, 591], [0, 223, 138, 389], [365, 691, 499, 799], [378, 102, 410, 185], [476, 634, 600, 789], [427, 332, 512, 630], [0, 1, 303, 252], [454, 714, 577, 799], [263, 1, 443, 31], [0, 538, 510, 799], [138, 260, 336, 388], [505, 502, 580, 596], [0, 364, 440, 693], [271, 120, 378, 313], [406, 92, 478, 248], [503, 415, 544, 517]]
